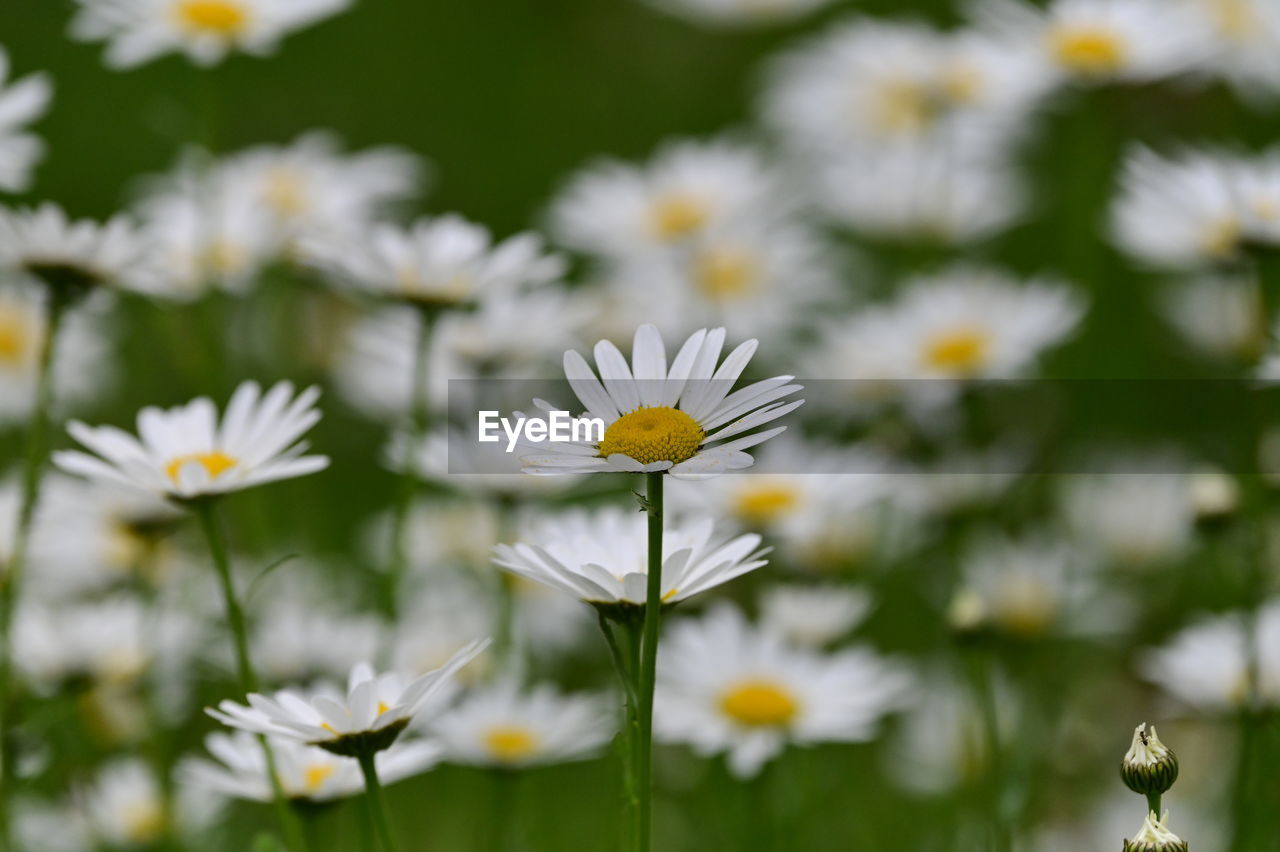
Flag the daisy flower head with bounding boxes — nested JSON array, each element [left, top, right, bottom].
[[0, 203, 158, 300], [182, 731, 443, 803], [53, 379, 329, 501], [759, 584, 872, 648], [208, 640, 489, 757], [429, 680, 615, 768], [655, 604, 914, 778], [492, 505, 769, 610], [1061, 467, 1195, 568], [302, 215, 565, 309], [77, 758, 220, 848], [70, 0, 353, 69], [1182, 0, 1280, 100], [639, 0, 836, 28], [0, 47, 53, 193], [521, 324, 803, 477], [1160, 275, 1264, 361]]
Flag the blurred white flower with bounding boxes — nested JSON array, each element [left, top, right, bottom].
[[392, 577, 496, 682], [1182, 0, 1280, 100], [549, 139, 783, 262], [522, 324, 803, 476], [182, 731, 442, 802], [55, 379, 329, 499], [0, 47, 53, 193], [1062, 470, 1195, 567], [70, 0, 352, 69], [77, 758, 220, 848], [13, 797, 90, 852], [1160, 275, 1263, 360], [251, 596, 382, 684], [0, 203, 158, 296], [1140, 601, 1280, 712], [429, 680, 615, 768], [388, 427, 583, 499], [759, 584, 872, 647], [655, 604, 914, 778], [639, 0, 836, 28], [210, 642, 488, 754], [395, 498, 500, 568], [494, 505, 768, 606]]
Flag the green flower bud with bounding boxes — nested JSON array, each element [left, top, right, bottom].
[[1121, 723, 1179, 796], [1123, 811, 1188, 852]]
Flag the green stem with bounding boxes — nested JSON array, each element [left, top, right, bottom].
[[487, 769, 518, 852], [967, 650, 1010, 852], [598, 612, 641, 849], [0, 289, 68, 847], [358, 751, 400, 852], [1145, 792, 1161, 818], [493, 496, 519, 671], [194, 500, 306, 852], [634, 472, 665, 852]]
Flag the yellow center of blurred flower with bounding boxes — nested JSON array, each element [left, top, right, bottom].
[[734, 484, 801, 524], [377, 701, 391, 715], [1213, 0, 1256, 39], [122, 801, 165, 844], [719, 679, 798, 727], [873, 81, 938, 134], [694, 247, 757, 300], [264, 168, 308, 217], [483, 725, 540, 763], [599, 406, 705, 465], [201, 240, 248, 277], [164, 451, 238, 482], [1050, 28, 1127, 75], [651, 195, 709, 241], [993, 577, 1058, 637], [175, 0, 248, 36], [1203, 218, 1242, 258], [924, 328, 991, 374], [942, 64, 982, 104], [0, 308, 31, 366], [303, 763, 336, 793]]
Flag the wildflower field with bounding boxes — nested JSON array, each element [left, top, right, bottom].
[[2, 0, 1279, 850]]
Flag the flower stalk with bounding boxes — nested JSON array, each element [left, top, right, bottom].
[[357, 750, 400, 852], [635, 471, 665, 851]]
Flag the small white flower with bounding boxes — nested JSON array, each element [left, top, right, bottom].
[[639, 0, 837, 28], [54, 380, 329, 500], [209, 641, 489, 755], [77, 758, 220, 847], [521, 323, 803, 476], [655, 604, 914, 778], [1062, 467, 1195, 567], [759, 585, 872, 648], [251, 596, 383, 684], [1182, 0, 1280, 100], [182, 731, 443, 802], [0, 47, 53, 193], [1160, 275, 1263, 360], [70, 0, 353, 69], [493, 506, 768, 606], [0, 203, 158, 296], [429, 680, 615, 768], [391, 578, 497, 682]]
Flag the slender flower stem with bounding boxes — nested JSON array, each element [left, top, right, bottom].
[[0, 288, 68, 848], [194, 500, 307, 852], [634, 471, 665, 852], [597, 612, 641, 847], [358, 751, 400, 852], [1145, 793, 1161, 818], [493, 495, 519, 671]]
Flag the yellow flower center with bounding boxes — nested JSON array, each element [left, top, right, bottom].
[[1203, 217, 1242, 258], [483, 725, 541, 763], [1213, 0, 1256, 39], [377, 701, 390, 715], [1050, 27, 1127, 75], [164, 451, 238, 482], [0, 308, 31, 366], [719, 679, 799, 727], [942, 64, 982, 104], [598, 406, 705, 466], [175, 0, 249, 36], [733, 484, 801, 525], [873, 80, 938, 134], [694, 247, 757, 300], [924, 328, 991, 374], [651, 194, 709, 241], [200, 240, 249, 277], [303, 763, 336, 793], [264, 168, 308, 217], [122, 801, 165, 844], [993, 578, 1058, 638]]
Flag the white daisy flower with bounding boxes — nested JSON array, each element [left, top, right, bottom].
[[53, 379, 329, 500], [759, 585, 872, 648], [0, 203, 158, 297], [638, 0, 836, 28], [1183, 0, 1280, 100], [1061, 468, 1195, 568], [390, 574, 496, 684], [208, 641, 489, 756], [13, 798, 90, 852], [251, 596, 383, 684], [1140, 601, 1280, 712], [302, 215, 564, 308], [655, 604, 914, 778], [70, 0, 353, 69], [972, 0, 1208, 86], [493, 506, 769, 607], [429, 680, 615, 768], [520, 324, 803, 476], [548, 139, 783, 262], [0, 47, 53, 193], [1160, 275, 1264, 361], [182, 731, 443, 803], [77, 758, 220, 848]]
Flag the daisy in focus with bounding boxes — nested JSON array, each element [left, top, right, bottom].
[[53, 380, 329, 500], [520, 323, 803, 476], [493, 505, 769, 607], [0, 47, 53, 193], [655, 604, 914, 778], [429, 680, 615, 768], [70, 0, 353, 69], [0, 203, 157, 298]]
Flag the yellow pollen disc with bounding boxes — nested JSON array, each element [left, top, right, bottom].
[[303, 763, 336, 793], [993, 578, 1058, 638], [598, 406, 705, 466], [1050, 27, 1127, 75], [264, 169, 308, 217], [924, 328, 991, 375], [873, 80, 936, 134], [693, 247, 757, 300], [123, 802, 165, 844], [719, 679, 799, 727], [0, 309, 31, 366], [483, 725, 540, 763], [942, 64, 982, 104], [175, 0, 249, 35], [201, 240, 248, 277], [1213, 0, 1256, 39], [733, 485, 801, 525], [164, 451, 237, 482], [651, 194, 709, 241], [1203, 218, 1242, 258], [376, 701, 390, 715]]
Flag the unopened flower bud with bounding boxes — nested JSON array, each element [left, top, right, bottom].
[[947, 587, 988, 633], [1123, 811, 1188, 852], [1189, 471, 1238, 526], [1121, 723, 1179, 796]]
